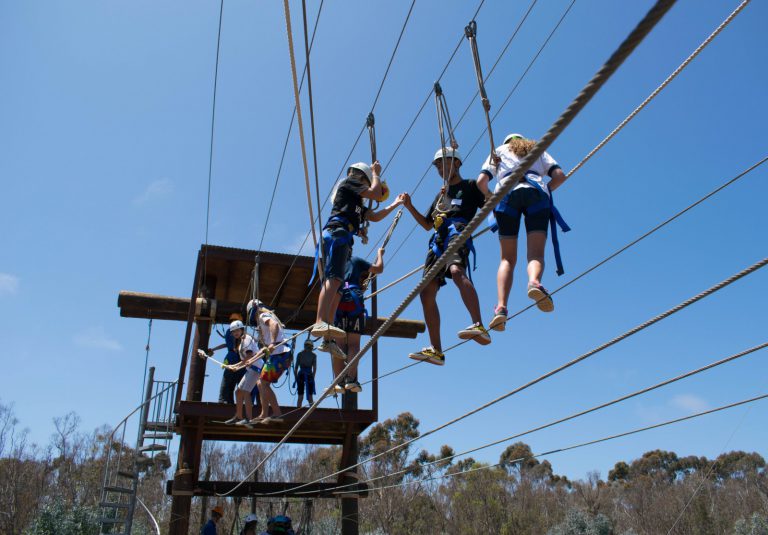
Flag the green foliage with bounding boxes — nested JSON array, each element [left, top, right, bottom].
[[25, 500, 100, 535], [734, 513, 768, 535], [547, 508, 613, 535]]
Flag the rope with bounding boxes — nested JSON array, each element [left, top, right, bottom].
[[263, 256, 766, 496], [221, 0, 677, 499], [283, 0, 321, 273], [306, 342, 768, 495], [332, 393, 768, 495], [362, 209, 403, 291], [202, 0, 225, 283], [257, 0, 324, 254], [139, 317, 153, 406], [568, 0, 752, 178]]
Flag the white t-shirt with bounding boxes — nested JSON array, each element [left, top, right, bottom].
[[481, 144, 559, 196], [256, 312, 289, 355], [238, 334, 263, 371]]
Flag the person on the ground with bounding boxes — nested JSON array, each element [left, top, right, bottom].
[[310, 161, 399, 341], [400, 147, 491, 366], [240, 513, 258, 535], [294, 340, 317, 407], [205, 313, 245, 404], [223, 320, 263, 427], [320, 250, 384, 393], [476, 133, 569, 332], [202, 505, 224, 535], [248, 299, 292, 424]]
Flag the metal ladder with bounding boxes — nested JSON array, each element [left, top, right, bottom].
[[98, 367, 177, 534]]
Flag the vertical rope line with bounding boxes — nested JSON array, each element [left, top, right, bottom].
[[283, 0, 320, 257], [202, 0, 225, 282]]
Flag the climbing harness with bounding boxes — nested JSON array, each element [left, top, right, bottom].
[[464, 20, 498, 164], [429, 217, 477, 280], [308, 215, 356, 286], [335, 282, 368, 324], [492, 170, 571, 275]]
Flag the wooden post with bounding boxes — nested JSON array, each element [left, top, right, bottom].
[[340, 394, 359, 535], [200, 465, 211, 532]]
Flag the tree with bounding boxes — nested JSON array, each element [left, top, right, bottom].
[[547, 508, 613, 535], [25, 499, 100, 535]]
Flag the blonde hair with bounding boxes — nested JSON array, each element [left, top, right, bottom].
[[507, 137, 536, 158]]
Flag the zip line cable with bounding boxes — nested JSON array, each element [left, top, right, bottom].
[[373, 0, 752, 301], [333, 393, 768, 496], [463, 0, 751, 164], [216, 0, 678, 498], [256, 0, 324, 254], [264, 256, 766, 496], [202, 0, 225, 284], [299, 342, 767, 496]]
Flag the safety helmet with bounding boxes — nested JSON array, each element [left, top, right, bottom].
[[348, 162, 373, 183], [503, 133, 525, 144], [212, 505, 224, 515], [244, 513, 258, 523], [229, 320, 245, 332], [378, 180, 390, 202], [432, 147, 462, 164], [246, 299, 264, 318]]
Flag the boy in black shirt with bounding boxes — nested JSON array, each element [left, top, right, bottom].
[[311, 162, 401, 341], [401, 147, 491, 366]]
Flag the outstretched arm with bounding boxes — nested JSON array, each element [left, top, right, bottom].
[[367, 196, 403, 222], [399, 192, 433, 231], [369, 248, 385, 275]]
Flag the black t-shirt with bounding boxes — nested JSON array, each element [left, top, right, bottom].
[[344, 256, 372, 287], [424, 179, 486, 225], [327, 176, 369, 233]]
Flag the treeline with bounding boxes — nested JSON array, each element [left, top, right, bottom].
[[1, 403, 767, 534]]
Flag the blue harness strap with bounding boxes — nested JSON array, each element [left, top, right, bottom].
[[308, 216, 355, 286], [494, 170, 571, 276], [429, 217, 477, 279], [335, 283, 367, 323]]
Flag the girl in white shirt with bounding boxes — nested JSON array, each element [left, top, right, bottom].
[[477, 133, 569, 332]]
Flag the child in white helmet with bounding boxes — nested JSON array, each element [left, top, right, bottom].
[[400, 146, 491, 366], [310, 162, 401, 350], [477, 133, 570, 332], [246, 299, 292, 424], [222, 320, 263, 427]]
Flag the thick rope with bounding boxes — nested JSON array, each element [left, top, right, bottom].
[[220, 0, 676, 499], [283, 0, 320, 264]]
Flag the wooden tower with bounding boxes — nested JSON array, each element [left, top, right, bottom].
[[118, 244, 424, 534]]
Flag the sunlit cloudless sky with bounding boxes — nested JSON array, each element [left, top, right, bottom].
[[1, 0, 766, 481]]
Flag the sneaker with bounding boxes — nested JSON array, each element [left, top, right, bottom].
[[234, 419, 253, 428], [224, 416, 239, 425], [527, 282, 554, 312], [408, 346, 445, 366], [310, 321, 330, 338], [488, 306, 508, 332], [344, 378, 362, 393], [318, 339, 347, 360], [333, 383, 345, 394], [457, 323, 492, 345], [326, 324, 347, 340]]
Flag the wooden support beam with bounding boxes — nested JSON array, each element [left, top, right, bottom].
[[165, 480, 369, 498], [118, 291, 425, 339]]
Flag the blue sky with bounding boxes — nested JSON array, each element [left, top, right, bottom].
[[1, 0, 766, 483]]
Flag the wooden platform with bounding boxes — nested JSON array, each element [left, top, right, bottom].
[[175, 401, 376, 445], [165, 480, 369, 498]]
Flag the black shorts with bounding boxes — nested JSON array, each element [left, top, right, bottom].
[[321, 226, 353, 281], [334, 312, 366, 334], [495, 186, 550, 239], [424, 234, 471, 288]]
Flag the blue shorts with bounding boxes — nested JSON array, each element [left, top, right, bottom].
[[321, 226, 353, 282], [495, 187, 550, 239]]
